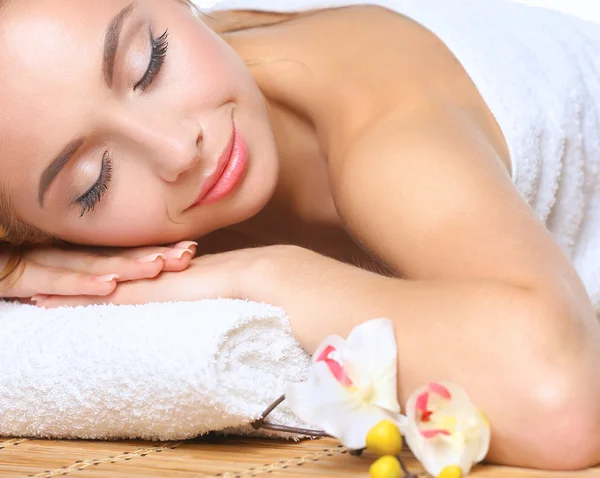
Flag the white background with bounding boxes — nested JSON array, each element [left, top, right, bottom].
[[199, 0, 600, 24], [510, 0, 600, 24]]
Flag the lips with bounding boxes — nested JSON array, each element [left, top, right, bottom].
[[185, 120, 249, 210], [187, 126, 236, 209]]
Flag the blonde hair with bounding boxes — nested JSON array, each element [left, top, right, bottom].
[[182, 1, 304, 35], [0, 0, 304, 287], [0, 186, 55, 291]]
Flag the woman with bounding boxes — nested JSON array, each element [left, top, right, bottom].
[[0, 0, 599, 469]]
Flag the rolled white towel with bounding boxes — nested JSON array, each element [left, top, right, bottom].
[[0, 299, 311, 440]]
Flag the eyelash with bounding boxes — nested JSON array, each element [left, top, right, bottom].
[[134, 28, 169, 91], [77, 151, 113, 217]]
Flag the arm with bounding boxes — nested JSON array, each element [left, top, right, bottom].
[[34, 104, 599, 468], [248, 106, 600, 469]]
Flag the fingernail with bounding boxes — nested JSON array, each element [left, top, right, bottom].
[[166, 248, 193, 260], [177, 241, 198, 249], [31, 295, 49, 302], [137, 253, 167, 263], [97, 274, 119, 283]]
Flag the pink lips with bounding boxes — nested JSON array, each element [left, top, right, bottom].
[[188, 123, 248, 209]]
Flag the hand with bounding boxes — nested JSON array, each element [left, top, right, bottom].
[[30, 245, 307, 308], [0, 241, 198, 301]]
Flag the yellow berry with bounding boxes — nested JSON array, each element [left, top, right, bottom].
[[438, 465, 463, 478], [366, 420, 403, 456], [369, 455, 402, 478]]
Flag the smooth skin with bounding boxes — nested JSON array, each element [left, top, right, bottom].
[[0, 0, 599, 470]]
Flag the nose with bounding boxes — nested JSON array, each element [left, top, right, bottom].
[[109, 111, 203, 182]]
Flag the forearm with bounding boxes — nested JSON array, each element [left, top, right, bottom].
[[247, 247, 600, 468]]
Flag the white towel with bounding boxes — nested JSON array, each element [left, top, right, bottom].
[[0, 299, 311, 440], [207, 0, 600, 316]]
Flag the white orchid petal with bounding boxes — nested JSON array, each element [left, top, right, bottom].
[[441, 383, 475, 411], [286, 362, 406, 449], [465, 410, 491, 463], [405, 423, 469, 476], [369, 369, 400, 412], [475, 421, 491, 462], [345, 319, 397, 376], [405, 382, 491, 475], [312, 335, 347, 365], [344, 318, 400, 413], [285, 362, 352, 427], [389, 410, 408, 434], [419, 437, 468, 477], [453, 403, 491, 467], [336, 403, 406, 450], [287, 319, 408, 452], [459, 436, 482, 474], [286, 362, 364, 435]]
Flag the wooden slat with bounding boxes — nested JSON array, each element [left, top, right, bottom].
[[0, 439, 182, 478], [0, 436, 598, 477]]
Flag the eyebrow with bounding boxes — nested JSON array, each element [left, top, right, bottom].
[[38, 138, 85, 207], [103, 2, 136, 87], [38, 2, 136, 208]]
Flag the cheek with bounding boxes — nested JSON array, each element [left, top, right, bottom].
[[59, 177, 172, 247], [85, 217, 168, 246]]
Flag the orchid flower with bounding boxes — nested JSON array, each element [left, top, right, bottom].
[[404, 382, 490, 477], [285, 318, 406, 450]]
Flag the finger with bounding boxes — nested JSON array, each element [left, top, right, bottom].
[[34, 281, 150, 308], [25, 248, 165, 282], [164, 241, 198, 250], [162, 243, 196, 272], [34, 263, 197, 308], [16, 262, 119, 298], [111, 241, 197, 272]]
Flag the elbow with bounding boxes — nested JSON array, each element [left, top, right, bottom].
[[519, 370, 600, 470], [507, 294, 600, 470]]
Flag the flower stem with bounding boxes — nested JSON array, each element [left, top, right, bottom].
[[258, 394, 286, 422], [254, 422, 331, 437], [250, 394, 330, 437], [397, 454, 417, 478], [349, 448, 365, 456]]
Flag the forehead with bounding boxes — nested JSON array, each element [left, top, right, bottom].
[[0, 0, 135, 182], [0, 0, 131, 82], [0, 0, 132, 108]]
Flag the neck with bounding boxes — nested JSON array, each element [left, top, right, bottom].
[[230, 94, 339, 245], [223, 24, 342, 244]]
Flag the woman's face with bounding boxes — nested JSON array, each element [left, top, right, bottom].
[[0, 0, 279, 246]]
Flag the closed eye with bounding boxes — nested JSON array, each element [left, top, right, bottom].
[[134, 28, 169, 91], [75, 151, 113, 217]]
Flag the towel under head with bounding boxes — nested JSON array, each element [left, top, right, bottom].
[[0, 299, 311, 440]]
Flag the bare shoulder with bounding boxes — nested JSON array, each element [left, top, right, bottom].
[[310, 5, 510, 169], [226, 5, 509, 171]]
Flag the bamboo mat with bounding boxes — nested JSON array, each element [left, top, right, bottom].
[[0, 435, 598, 478]]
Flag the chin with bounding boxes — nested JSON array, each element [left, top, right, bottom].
[[227, 150, 279, 225]]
